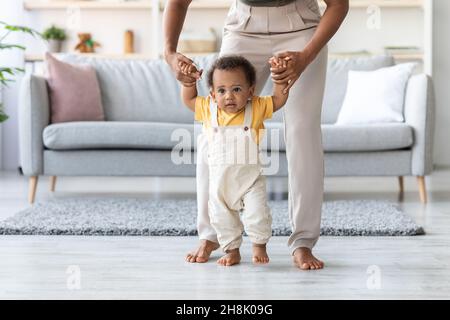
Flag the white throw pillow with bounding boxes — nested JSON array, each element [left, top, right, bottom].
[[335, 63, 416, 125]]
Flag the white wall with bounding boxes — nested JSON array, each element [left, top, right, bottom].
[[1, 0, 450, 170], [0, 0, 24, 171], [432, 0, 450, 167], [23, 8, 155, 56]]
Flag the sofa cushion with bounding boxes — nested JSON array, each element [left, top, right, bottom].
[[43, 121, 413, 152], [43, 122, 201, 150], [42, 121, 285, 151], [336, 63, 416, 125], [264, 122, 414, 152], [322, 123, 413, 151], [55, 53, 219, 123], [45, 52, 104, 123]]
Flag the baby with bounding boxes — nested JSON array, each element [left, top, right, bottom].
[[180, 55, 289, 266]]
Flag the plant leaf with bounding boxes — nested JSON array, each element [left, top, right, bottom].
[[0, 67, 15, 75], [3, 24, 43, 38], [0, 43, 26, 50], [0, 75, 14, 86], [0, 103, 9, 123]]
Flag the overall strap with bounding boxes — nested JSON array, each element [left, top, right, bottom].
[[209, 97, 219, 128], [243, 100, 253, 128]]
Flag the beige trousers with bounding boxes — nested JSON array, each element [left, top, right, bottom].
[[196, 0, 328, 253]]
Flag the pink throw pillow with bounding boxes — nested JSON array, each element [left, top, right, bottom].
[[45, 52, 104, 123]]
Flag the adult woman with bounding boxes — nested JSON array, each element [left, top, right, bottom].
[[164, 0, 348, 270]]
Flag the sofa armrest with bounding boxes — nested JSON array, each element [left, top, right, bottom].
[[18, 74, 50, 176], [404, 74, 436, 176]]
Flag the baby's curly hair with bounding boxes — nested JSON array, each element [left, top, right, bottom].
[[207, 55, 256, 88]]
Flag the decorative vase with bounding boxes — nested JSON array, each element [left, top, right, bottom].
[[47, 39, 62, 53], [124, 30, 134, 54]]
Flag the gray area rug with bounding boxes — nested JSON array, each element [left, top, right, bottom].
[[0, 198, 424, 236]]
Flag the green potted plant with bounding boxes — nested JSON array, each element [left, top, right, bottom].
[[42, 24, 66, 53], [0, 21, 42, 123]]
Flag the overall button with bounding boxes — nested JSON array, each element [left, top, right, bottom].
[[244, 126, 249, 131]]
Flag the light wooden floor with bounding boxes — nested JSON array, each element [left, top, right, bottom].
[[1, 169, 450, 299]]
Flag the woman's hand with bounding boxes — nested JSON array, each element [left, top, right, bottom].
[[269, 50, 313, 94], [165, 51, 203, 87]]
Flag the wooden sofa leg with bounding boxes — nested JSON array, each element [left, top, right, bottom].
[[50, 176, 57, 192], [398, 176, 404, 194], [417, 176, 427, 204], [28, 176, 39, 204]]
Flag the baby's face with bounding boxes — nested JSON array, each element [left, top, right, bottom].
[[210, 68, 254, 114]]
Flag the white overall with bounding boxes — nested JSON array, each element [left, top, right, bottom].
[[206, 99, 272, 252]]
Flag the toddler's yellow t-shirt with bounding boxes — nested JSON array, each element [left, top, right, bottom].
[[194, 96, 273, 143]]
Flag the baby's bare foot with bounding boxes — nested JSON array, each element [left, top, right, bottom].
[[252, 243, 269, 264], [217, 248, 241, 266], [186, 240, 220, 263], [293, 247, 324, 270]]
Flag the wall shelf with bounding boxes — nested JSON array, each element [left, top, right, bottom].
[[24, 0, 424, 10], [25, 52, 155, 62], [24, 0, 154, 10], [337, 0, 423, 8]]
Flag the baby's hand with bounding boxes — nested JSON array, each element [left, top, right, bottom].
[[179, 61, 203, 79], [268, 56, 287, 69], [269, 56, 292, 96]]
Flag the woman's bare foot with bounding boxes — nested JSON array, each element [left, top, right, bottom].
[[217, 248, 241, 266], [293, 247, 324, 270], [252, 243, 269, 264], [186, 239, 220, 263]]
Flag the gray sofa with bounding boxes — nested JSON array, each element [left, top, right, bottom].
[[19, 53, 435, 204]]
